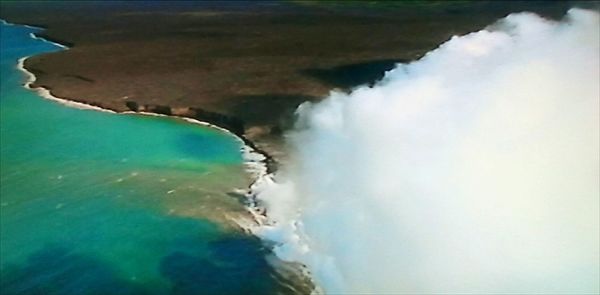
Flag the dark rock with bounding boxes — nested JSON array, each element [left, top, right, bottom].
[[125, 100, 139, 111], [190, 107, 245, 136], [146, 104, 172, 115]]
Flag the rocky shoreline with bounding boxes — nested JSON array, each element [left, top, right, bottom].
[[11, 23, 278, 230], [18, 33, 278, 175], [20, 40, 283, 173]]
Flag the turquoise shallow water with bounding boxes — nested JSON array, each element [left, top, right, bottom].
[[0, 23, 284, 294]]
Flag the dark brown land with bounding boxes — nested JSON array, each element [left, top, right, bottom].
[[0, 1, 585, 163]]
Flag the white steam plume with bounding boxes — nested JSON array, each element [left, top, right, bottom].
[[253, 8, 599, 294]]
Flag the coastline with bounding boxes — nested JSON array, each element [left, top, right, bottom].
[[0, 18, 42, 30], [17, 57, 116, 113], [28, 32, 69, 49], [9, 19, 274, 227]]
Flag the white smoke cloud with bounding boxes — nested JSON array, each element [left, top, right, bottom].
[[253, 8, 599, 294]]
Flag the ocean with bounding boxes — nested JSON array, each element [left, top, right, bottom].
[[0, 22, 291, 295]]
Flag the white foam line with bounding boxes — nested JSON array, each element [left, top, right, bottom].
[[28, 32, 68, 49], [0, 19, 44, 30]]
